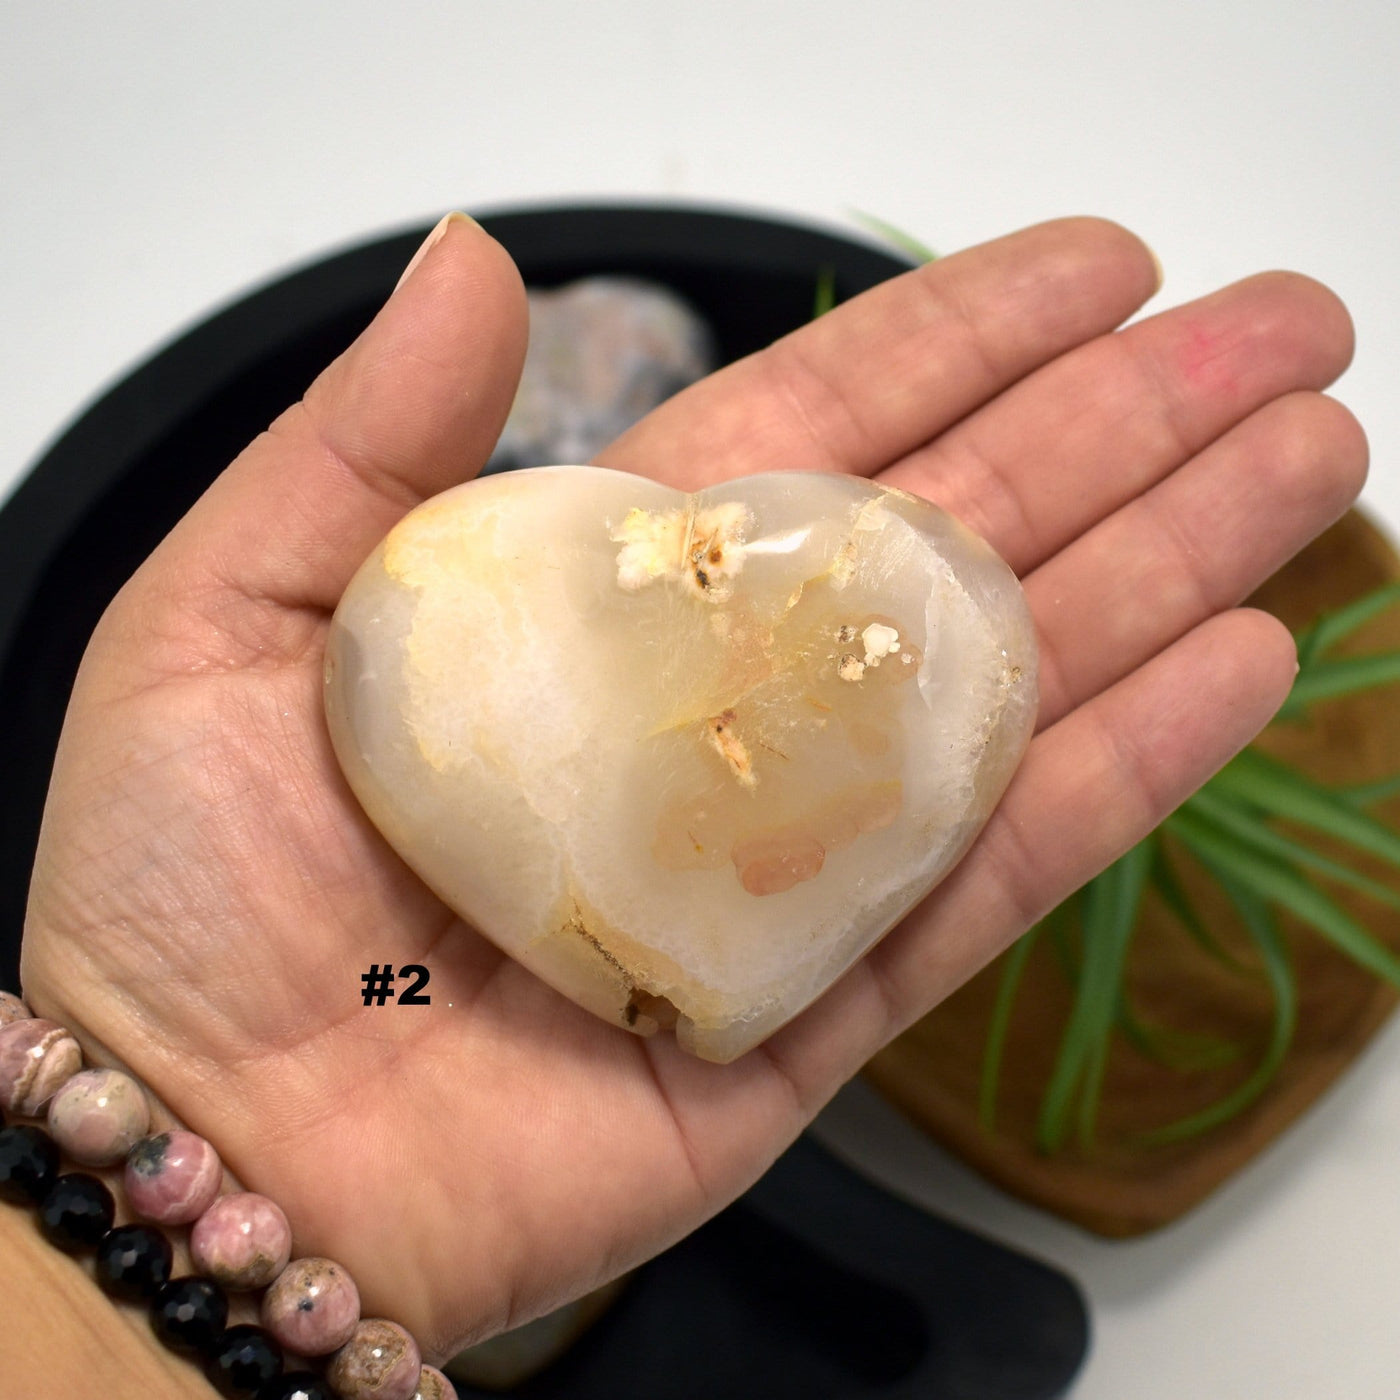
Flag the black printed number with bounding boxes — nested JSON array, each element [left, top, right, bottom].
[[398, 964, 432, 1005]]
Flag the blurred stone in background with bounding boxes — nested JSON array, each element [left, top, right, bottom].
[[487, 277, 716, 472]]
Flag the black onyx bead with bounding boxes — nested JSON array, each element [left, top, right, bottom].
[[206, 1325, 284, 1398], [150, 1276, 229, 1357], [38, 1172, 115, 1251], [0, 1124, 59, 1203], [96, 1223, 174, 1301], [257, 1374, 333, 1400]]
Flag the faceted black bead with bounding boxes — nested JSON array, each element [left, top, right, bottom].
[[206, 1325, 283, 1398], [38, 1172, 115, 1251], [96, 1223, 174, 1301], [150, 1276, 229, 1357], [257, 1373, 333, 1400], [0, 1124, 60, 1204]]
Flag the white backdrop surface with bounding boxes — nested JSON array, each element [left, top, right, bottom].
[[2, 4, 1398, 1396]]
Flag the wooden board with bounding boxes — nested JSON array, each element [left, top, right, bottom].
[[863, 510, 1400, 1236]]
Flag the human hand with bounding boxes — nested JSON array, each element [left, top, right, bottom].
[[18, 213, 1363, 1359]]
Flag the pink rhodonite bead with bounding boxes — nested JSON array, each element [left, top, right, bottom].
[[0, 991, 31, 1027], [414, 1365, 457, 1400], [124, 1130, 222, 1224], [0, 1018, 82, 1116], [261, 1256, 361, 1355], [190, 1191, 292, 1290], [327, 1319, 422, 1400], [46, 1067, 150, 1166]]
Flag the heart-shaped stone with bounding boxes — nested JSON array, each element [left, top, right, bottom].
[[324, 466, 1037, 1061]]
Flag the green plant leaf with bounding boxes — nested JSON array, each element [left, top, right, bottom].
[[978, 924, 1041, 1133], [1150, 839, 1249, 971], [848, 209, 940, 264], [812, 264, 837, 318], [1036, 840, 1153, 1154], [1139, 870, 1295, 1144], [1278, 652, 1400, 718], [1166, 808, 1400, 990], [1295, 581, 1400, 668], [1210, 749, 1400, 875], [1184, 787, 1400, 912]]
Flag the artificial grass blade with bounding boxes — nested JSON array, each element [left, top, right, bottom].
[[848, 209, 940, 264], [1036, 840, 1153, 1154], [1167, 808, 1400, 990], [1212, 749, 1400, 873], [978, 925, 1041, 1133], [1033, 891, 1084, 986], [812, 264, 837, 318], [1336, 772, 1400, 809], [1117, 992, 1242, 1072], [1139, 871, 1295, 1145], [1184, 787, 1400, 913], [1151, 839, 1249, 970], [1279, 651, 1400, 718], [979, 579, 1400, 1157], [1295, 581, 1400, 667]]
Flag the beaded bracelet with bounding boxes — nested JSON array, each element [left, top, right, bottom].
[[0, 990, 454, 1400]]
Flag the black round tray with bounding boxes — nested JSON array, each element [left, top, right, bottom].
[[0, 203, 1089, 1399]]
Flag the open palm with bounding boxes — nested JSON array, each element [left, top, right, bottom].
[[19, 215, 1362, 1360]]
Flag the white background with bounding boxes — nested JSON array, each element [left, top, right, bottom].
[[3, 4, 1398, 1395]]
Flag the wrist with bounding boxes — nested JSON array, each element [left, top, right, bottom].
[[0, 1191, 217, 1399], [1, 993, 456, 1398]]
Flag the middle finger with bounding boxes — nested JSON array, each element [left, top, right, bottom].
[[881, 271, 1355, 575], [595, 217, 1159, 489]]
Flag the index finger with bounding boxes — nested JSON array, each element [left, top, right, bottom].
[[595, 217, 1160, 489]]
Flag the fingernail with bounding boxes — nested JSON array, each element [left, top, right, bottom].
[[1145, 241, 1164, 294], [394, 211, 474, 292]]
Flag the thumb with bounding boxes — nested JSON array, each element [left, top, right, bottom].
[[108, 213, 528, 663]]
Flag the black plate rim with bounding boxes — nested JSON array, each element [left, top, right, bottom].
[[0, 200, 911, 662]]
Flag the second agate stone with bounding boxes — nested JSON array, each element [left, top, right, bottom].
[[326, 467, 1037, 1061]]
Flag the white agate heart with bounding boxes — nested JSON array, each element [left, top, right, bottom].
[[324, 466, 1037, 1061]]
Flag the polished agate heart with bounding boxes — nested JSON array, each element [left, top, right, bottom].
[[324, 467, 1037, 1061]]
